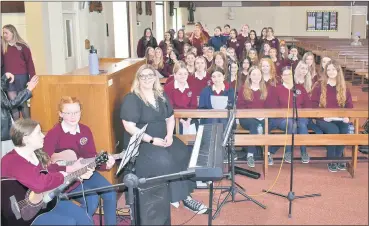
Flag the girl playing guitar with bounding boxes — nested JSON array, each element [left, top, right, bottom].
[[43, 96, 117, 225], [1, 118, 94, 225]]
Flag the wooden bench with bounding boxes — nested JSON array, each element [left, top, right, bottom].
[[173, 109, 368, 179]]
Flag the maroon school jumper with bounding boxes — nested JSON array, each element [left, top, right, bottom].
[[268, 84, 311, 109], [237, 86, 267, 109], [1, 150, 64, 193], [164, 81, 198, 109], [1, 43, 35, 78], [188, 73, 212, 98], [227, 39, 242, 61], [191, 37, 204, 56], [311, 82, 353, 108]]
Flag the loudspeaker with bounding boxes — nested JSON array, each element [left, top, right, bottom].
[[134, 183, 171, 225]]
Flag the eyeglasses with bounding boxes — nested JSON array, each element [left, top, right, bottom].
[[62, 111, 81, 116], [139, 73, 155, 80]]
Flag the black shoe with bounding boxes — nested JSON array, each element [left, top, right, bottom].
[[328, 163, 338, 172], [182, 196, 208, 214], [337, 162, 347, 171]]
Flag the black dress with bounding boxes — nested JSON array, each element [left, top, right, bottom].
[[120, 92, 195, 202]]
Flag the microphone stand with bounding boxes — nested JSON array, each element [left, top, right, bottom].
[[212, 57, 266, 220], [262, 56, 321, 218]]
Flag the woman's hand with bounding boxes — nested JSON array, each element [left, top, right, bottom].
[[106, 154, 115, 170], [152, 137, 166, 147], [27, 76, 39, 91], [164, 135, 173, 147], [5, 72, 14, 83]]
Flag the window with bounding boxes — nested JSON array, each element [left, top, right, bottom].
[[155, 1, 164, 42], [173, 8, 177, 32], [65, 20, 73, 57], [113, 1, 131, 58]]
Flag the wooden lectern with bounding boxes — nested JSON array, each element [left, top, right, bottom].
[[31, 58, 145, 184]]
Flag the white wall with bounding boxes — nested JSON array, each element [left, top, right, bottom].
[[180, 6, 353, 38]]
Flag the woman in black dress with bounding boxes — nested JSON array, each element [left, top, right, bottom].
[[120, 64, 207, 216]]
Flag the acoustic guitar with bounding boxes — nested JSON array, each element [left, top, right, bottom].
[[1, 152, 108, 225], [50, 149, 126, 166]]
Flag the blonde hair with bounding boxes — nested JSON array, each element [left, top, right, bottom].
[[295, 61, 313, 93], [319, 61, 347, 108], [153, 47, 164, 69], [243, 66, 268, 101], [302, 52, 317, 79], [259, 57, 277, 87], [131, 64, 165, 105], [173, 61, 188, 74], [10, 119, 50, 168], [2, 24, 29, 54]]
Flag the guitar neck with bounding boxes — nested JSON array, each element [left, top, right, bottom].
[[65, 152, 123, 166], [64, 161, 96, 182]]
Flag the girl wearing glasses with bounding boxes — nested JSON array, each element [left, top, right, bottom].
[[120, 64, 207, 218], [43, 96, 117, 225]]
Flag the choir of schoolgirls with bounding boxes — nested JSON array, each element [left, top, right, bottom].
[[137, 23, 354, 173]]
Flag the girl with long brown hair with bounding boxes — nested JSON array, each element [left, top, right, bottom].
[[1, 119, 93, 225], [237, 67, 269, 167], [311, 60, 353, 172], [2, 24, 35, 120], [159, 31, 174, 56]]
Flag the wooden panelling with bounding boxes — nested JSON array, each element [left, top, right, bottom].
[[1, 1, 25, 13], [31, 58, 145, 184]]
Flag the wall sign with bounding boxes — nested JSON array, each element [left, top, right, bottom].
[[307, 11, 338, 31]]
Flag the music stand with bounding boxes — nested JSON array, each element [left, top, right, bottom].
[[116, 124, 148, 176]]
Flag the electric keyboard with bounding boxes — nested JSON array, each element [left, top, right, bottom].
[[188, 123, 224, 181]]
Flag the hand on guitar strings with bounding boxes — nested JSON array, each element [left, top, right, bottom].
[[106, 155, 115, 170]]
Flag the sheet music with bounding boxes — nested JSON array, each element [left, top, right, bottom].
[[211, 95, 228, 109], [116, 124, 147, 175]]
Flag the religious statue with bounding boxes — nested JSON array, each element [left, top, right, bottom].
[[89, 1, 103, 13], [136, 2, 143, 15], [145, 1, 152, 16], [187, 2, 196, 25]]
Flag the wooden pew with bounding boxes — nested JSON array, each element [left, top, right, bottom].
[[173, 109, 368, 179]]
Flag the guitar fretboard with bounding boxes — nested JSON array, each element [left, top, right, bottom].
[[65, 152, 122, 166], [64, 160, 97, 182]]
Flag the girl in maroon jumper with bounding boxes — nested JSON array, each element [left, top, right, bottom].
[[259, 41, 271, 59], [249, 30, 259, 52], [189, 26, 208, 56], [318, 56, 332, 80], [302, 52, 319, 84], [159, 31, 174, 57], [237, 67, 269, 167], [163, 44, 173, 62], [237, 24, 249, 47], [44, 96, 117, 225], [260, 27, 267, 41], [2, 24, 35, 120], [266, 27, 280, 54], [164, 61, 198, 133], [294, 61, 313, 94], [189, 46, 198, 57], [153, 47, 165, 76], [136, 28, 158, 58], [227, 29, 242, 60], [311, 61, 353, 172], [279, 41, 289, 61], [1, 119, 93, 225], [164, 49, 179, 82], [238, 57, 252, 86], [259, 57, 278, 88], [189, 56, 212, 98], [185, 52, 196, 75], [205, 46, 214, 69], [269, 47, 284, 81], [173, 29, 190, 55], [267, 67, 311, 165], [144, 47, 155, 65], [179, 43, 191, 60], [248, 48, 259, 66], [288, 46, 300, 70], [241, 40, 252, 62], [207, 52, 229, 79]]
